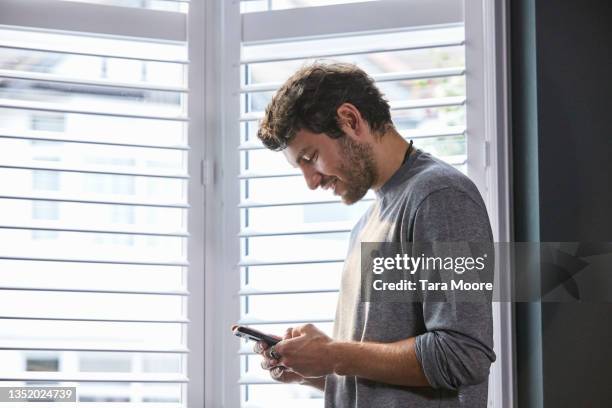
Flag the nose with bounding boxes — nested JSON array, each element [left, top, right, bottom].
[[301, 165, 321, 190]]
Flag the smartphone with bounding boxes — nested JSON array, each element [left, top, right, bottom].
[[232, 325, 280, 346]]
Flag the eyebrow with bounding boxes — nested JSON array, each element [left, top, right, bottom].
[[293, 147, 311, 168]]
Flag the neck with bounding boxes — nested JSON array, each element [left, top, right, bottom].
[[370, 128, 411, 191]]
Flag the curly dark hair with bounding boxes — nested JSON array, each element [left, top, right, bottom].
[[256, 62, 392, 151]]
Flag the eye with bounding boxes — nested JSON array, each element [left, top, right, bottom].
[[302, 153, 314, 164], [299, 151, 318, 166]]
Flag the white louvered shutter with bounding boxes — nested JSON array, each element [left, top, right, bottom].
[[0, 0, 201, 406], [234, 1, 468, 407]]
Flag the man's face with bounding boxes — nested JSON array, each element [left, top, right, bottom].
[[283, 129, 377, 205]]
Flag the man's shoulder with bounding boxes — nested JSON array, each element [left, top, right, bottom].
[[404, 152, 482, 207]]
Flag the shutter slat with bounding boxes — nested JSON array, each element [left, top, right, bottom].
[[0, 286, 188, 296], [237, 139, 266, 151], [238, 154, 464, 180], [239, 257, 343, 267], [0, 340, 188, 354], [239, 127, 465, 151], [239, 286, 338, 296], [240, 96, 466, 122], [241, 67, 465, 93], [0, 98, 188, 122], [400, 127, 466, 139], [0, 163, 189, 179], [0, 316, 188, 324], [0, 224, 188, 238], [238, 169, 300, 179], [391, 96, 466, 110], [239, 197, 375, 208], [0, 194, 189, 209], [239, 222, 352, 237], [238, 315, 334, 325], [238, 374, 278, 385], [0, 69, 188, 93], [0, 131, 189, 151], [239, 197, 343, 208], [0, 42, 188, 64], [0, 256, 188, 267], [0, 372, 189, 383], [241, 39, 464, 64]]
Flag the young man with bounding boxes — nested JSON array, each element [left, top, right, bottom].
[[254, 62, 496, 407]]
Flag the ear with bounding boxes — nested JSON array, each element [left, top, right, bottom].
[[336, 103, 365, 141]]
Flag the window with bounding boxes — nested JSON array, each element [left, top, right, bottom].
[[0, 0, 204, 406], [0, 0, 511, 406], [210, 0, 511, 407]]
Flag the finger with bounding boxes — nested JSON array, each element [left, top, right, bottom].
[[260, 351, 280, 369], [254, 341, 268, 354], [293, 323, 316, 337], [283, 327, 294, 340], [272, 346, 284, 360], [270, 366, 286, 381], [269, 343, 286, 359], [300, 323, 315, 334], [264, 346, 280, 360], [260, 358, 279, 370]]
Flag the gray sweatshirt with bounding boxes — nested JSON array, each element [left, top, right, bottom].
[[324, 149, 496, 408]]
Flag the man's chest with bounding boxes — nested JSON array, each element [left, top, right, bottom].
[[333, 200, 424, 341]]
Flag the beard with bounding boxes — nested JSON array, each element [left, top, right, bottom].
[[335, 136, 377, 205]]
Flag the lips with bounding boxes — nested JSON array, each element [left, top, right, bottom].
[[327, 178, 341, 195], [322, 177, 337, 191]]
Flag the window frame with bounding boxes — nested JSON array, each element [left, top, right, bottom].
[[202, 0, 243, 406], [464, 0, 515, 407], [188, 0, 206, 407]]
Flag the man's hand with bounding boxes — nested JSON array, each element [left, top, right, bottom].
[[273, 324, 335, 378], [254, 328, 305, 384], [255, 324, 432, 389]]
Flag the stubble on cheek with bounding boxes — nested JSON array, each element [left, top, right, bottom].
[[336, 137, 377, 205]]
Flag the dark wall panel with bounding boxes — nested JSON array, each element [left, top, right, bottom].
[[535, 1, 612, 407]]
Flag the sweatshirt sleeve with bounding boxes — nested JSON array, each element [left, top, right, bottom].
[[410, 187, 497, 390]]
